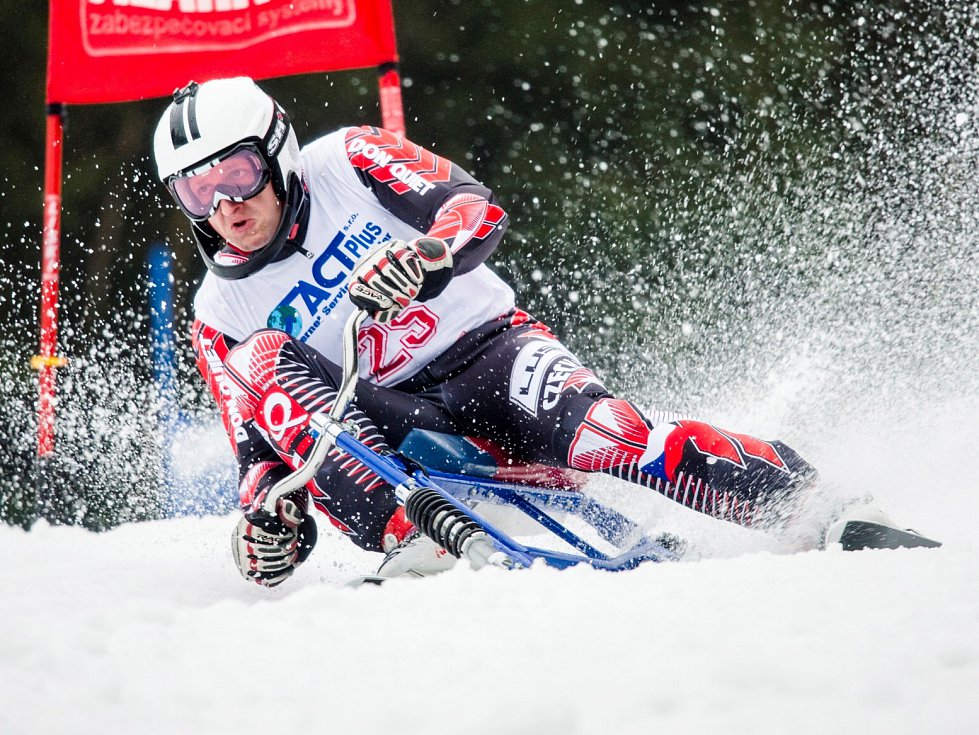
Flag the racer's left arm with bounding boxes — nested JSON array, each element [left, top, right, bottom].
[[344, 126, 509, 275]]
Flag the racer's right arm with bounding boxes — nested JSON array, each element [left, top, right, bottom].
[[192, 319, 317, 586], [190, 318, 293, 510]]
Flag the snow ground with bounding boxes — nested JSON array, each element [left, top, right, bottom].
[[3, 390, 978, 735], [3, 514, 977, 734]]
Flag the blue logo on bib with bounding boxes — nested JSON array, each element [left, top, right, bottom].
[[267, 305, 303, 337]]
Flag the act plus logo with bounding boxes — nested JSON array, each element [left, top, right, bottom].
[[268, 220, 391, 341]]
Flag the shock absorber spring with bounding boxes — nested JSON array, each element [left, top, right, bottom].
[[404, 487, 485, 558]]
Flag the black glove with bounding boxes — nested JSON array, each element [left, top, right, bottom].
[[348, 237, 453, 324], [231, 494, 317, 588]]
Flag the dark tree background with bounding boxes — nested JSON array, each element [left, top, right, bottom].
[[2, 1, 975, 527]]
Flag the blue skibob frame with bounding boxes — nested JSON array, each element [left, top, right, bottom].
[[333, 429, 678, 570]]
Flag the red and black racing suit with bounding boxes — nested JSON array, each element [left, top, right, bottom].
[[191, 127, 815, 553]]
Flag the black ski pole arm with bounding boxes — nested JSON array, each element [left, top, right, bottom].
[[331, 308, 368, 423]]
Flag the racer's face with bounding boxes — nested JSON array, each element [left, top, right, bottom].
[[206, 183, 283, 253]]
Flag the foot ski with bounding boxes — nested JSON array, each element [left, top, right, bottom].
[[345, 575, 389, 588], [834, 521, 941, 551]]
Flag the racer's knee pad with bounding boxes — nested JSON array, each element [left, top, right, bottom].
[[565, 397, 653, 471]]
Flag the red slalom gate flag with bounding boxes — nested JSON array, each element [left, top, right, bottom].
[[47, 0, 399, 105]]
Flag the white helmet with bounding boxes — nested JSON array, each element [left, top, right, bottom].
[[153, 77, 308, 280]]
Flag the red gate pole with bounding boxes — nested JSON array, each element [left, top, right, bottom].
[[378, 62, 405, 135], [34, 104, 68, 457]]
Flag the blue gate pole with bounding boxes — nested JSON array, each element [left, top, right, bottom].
[[147, 241, 177, 504]]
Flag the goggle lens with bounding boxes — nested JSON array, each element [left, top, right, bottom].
[[170, 148, 270, 220]]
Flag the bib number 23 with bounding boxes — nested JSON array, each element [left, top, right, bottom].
[[358, 305, 439, 382]]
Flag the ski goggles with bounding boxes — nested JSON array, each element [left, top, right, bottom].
[[167, 146, 271, 221]]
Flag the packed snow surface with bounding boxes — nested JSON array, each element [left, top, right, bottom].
[[3, 391, 978, 734]]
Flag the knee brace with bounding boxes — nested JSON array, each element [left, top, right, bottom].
[[565, 397, 653, 471]]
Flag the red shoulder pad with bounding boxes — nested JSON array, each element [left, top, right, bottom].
[[345, 126, 452, 197]]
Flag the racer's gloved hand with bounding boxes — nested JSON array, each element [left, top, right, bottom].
[[348, 237, 453, 324], [231, 493, 317, 588]]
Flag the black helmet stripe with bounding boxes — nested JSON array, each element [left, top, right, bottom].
[[169, 100, 189, 148], [169, 89, 201, 149]]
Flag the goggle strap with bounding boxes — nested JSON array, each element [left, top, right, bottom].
[[263, 102, 291, 159]]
